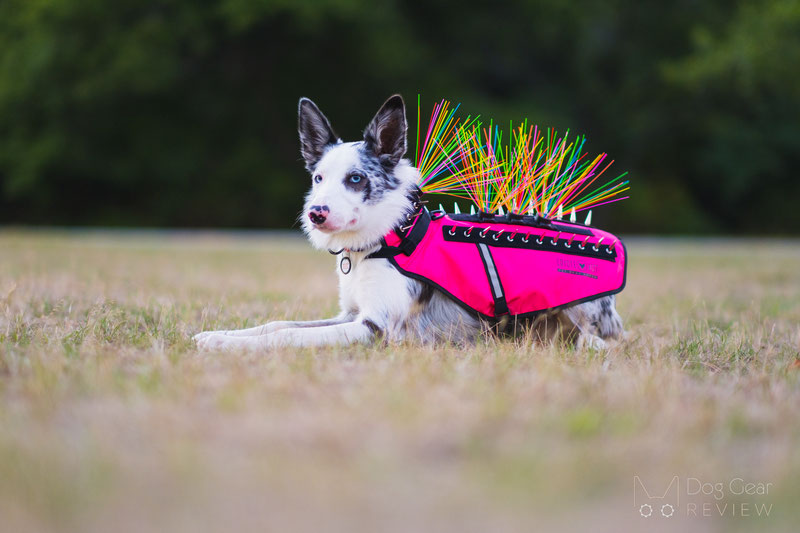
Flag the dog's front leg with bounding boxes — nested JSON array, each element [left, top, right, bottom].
[[196, 318, 374, 352], [263, 319, 375, 349], [194, 312, 355, 342]]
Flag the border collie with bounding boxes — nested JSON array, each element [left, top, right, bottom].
[[194, 95, 623, 351]]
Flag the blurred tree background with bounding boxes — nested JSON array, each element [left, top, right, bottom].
[[0, 0, 798, 233]]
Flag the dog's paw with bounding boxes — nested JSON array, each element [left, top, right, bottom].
[[196, 333, 267, 353], [576, 332, 608, 351], [196, 333, 237, 352], [193, 330, 227, 343]]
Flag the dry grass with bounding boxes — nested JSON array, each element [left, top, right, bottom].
[[1, 230, 799, 533]]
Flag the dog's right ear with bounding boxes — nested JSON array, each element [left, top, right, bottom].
[[363, 95, 407, 168], [298, 98, 340, 172]]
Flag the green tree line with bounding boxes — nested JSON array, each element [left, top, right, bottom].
[[1, 0, 798, 233]]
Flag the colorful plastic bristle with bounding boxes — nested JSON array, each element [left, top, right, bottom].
[[415, 97, 630, 223]]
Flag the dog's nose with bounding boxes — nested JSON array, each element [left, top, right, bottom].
[[308, 205, 329, 225]]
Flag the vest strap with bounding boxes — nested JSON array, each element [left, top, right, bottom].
[[367, 207, 431, 259], [477, 243, 509, 316]]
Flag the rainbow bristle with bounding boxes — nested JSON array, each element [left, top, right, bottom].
[[415, 97, 630, 220], [416, 96, 483, 202]]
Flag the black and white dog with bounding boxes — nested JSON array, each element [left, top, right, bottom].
[[195, 95, 623, 351]]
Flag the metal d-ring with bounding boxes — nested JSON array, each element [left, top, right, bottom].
[[479, 227, 491, 238], [464, 226, 474, 237], [492, 229, 504, 241], [448, 227, 457, 236]]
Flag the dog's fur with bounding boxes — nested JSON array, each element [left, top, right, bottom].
[[195, 95, 623, 352]]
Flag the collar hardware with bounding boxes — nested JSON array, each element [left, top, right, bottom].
[[340, 256, 352, 275]]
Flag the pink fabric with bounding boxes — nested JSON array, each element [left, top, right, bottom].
[[384, 214, 626, 318]]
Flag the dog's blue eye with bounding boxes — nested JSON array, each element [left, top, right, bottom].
[[349, 174, 363, 183], [313, 175, 322, 184]]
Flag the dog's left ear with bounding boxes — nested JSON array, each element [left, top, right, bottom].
[[298, 97, 340, 172], [363, 95, 407, 167]]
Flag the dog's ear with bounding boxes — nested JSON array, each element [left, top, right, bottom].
[[298, 98, 340, 172], [363, 95, 407, 167]]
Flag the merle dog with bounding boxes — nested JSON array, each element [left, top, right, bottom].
[[195, 95, 623, 351]]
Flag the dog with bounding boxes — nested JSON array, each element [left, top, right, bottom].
[[194, 95, 623, 352]]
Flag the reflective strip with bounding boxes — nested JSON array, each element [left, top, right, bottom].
[[478, 243, 503, 300]]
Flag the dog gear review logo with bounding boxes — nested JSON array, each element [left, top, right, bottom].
[[634, 476, 774, 518]]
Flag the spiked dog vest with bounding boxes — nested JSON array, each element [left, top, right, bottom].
[[369, 208, 626, 320]]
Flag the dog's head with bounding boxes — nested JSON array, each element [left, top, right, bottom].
[[298, 95, 419, 251]]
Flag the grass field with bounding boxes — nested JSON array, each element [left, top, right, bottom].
[[1, 230, 799, 533]]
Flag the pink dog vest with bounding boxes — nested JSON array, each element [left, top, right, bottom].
[[369, 208, 626, 320]]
